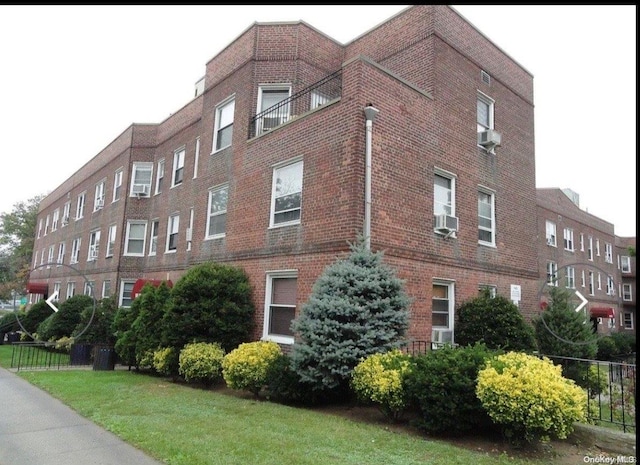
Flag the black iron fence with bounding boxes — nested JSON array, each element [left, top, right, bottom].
[[9, 341, 116, 371]]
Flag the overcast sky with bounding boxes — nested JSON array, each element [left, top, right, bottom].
[[0, 5, 636, 237]]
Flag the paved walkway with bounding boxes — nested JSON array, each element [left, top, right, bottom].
[[0, 366, 165, 465]]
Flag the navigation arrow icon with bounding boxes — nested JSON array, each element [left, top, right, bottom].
[[574, 290, 588, 313], [46, 291, 59, 313]]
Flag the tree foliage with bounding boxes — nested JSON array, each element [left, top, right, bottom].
[[290, 239, 410, 398], [0, 195, 45, 299]]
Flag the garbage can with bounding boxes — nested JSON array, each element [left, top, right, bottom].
[[93, 345, 116, 371], [70, 343, 93, 365], [7, 332, 20, 343]]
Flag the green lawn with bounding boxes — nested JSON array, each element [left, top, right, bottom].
[[0, 345, 561, 465]]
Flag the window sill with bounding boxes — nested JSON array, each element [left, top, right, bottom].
[[269, 221, 301, 230], [204, 234, 225, 241], [262, 334, 294, 345]]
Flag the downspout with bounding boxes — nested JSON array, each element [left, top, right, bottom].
[[363, 105, 379, 250]]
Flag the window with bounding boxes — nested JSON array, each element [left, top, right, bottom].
[[432, 281, 455, 344], [213, 97, 235, 152], [566, 266, 575, 289], [478, 284, 497, 298], [256, 85, 291, 135], [579, 233, 584, 251], [76, 192, 86, 219], [477, 188, 495, 246], [155, 159, 165, 195], [622, 312, 634, 330], [94, 180, 105, 211], [263, 272, 297, 344], [40, 248, 45, 266], [88, 230, 100, 261], [604, 243, 613, 263], [106, 225, 116, 257], [102, 280, 111, 298], [119, 280, 136, 307], [622, 285, 632, 302], [621, 256, 631, 273], [563, 228, 574, 251], [606, 276, 615, 296], [131, 162, 153, 197], [47, 246, 55, 268], [271, 159, 303, 227], [187, 208, 194, 251], [546, 261, 558, 286], [66, 282, 76, 299], [477, 91, 495, 132], [193, 137, 200, 179], [52, 283, 61, 302], [206, 185, 228, 238], [124, 221, 147, 256], [545, 221, 556, 246], [62, 201, 71, 226], [588, 271, 594, 295], [434, 171, 455, 217], [597, 272, 602, 290], [595, 239, 600, 256], [70, 238, 81, 264], [166, 214, 180, 252], [37, 219, 43, 238], [33, 250, 39, 268], [581, 269, 586, 288], [311, 90, 330, 109], [172, 148, 185, 187], [113, 169, 123, 202], [148, 220, 159, 255], [52, 209, 59, 231], [57, 242, 65, 265], [587, 236, 593, 260], [84, 281, 95, 297], [44, 214, 50, 235]]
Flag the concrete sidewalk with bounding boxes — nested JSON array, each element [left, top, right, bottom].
[[0, 366, 165, 465]]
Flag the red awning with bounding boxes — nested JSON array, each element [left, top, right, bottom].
[[590, 307, 614, 319], [26, 282, 48, 295], [131, 279, 173, 299]]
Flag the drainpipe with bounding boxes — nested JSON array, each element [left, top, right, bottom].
[[363, 104, 379, 250]]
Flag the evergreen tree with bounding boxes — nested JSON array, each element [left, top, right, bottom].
[[132, 283, 171, 366], [290, 239, 410, 397]]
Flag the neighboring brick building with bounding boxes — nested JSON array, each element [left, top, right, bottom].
[[30, 5, 631, 347], [616, 236, 636, 335]]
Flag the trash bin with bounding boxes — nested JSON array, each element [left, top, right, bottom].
[[93, 345, 116, 371], [70, 343, 93, 365], [7, 332, 20, 343]]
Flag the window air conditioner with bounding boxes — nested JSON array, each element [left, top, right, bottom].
[[61, 216, 69, 225], [434, 213, 459, 232], [547, 238, 555, 246], [431, 329, 453, 349], [132, 184, 149, 196], [477, 129, 502, 150], [89, 246, 99, 260], [95, 198, 104, 209]]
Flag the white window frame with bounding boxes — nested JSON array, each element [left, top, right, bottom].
[[76, 192, 86, 220], [44, 214, 50, 235], [193, 136, 200, 179], [155, 159, 165, 195], [66, 282, 76, 299], [263, 271, 297, 345], [171, 147, 185, 187], [47, 246, 55, 268], [52, 209, 59, 231], [119, 280, 136, 307], [256, 85, 291, 135], [88, 230, 100, 261], [477, 187, 495, 247], [130, 162, 153, 197], [124, 220, 147, 256], [606, 275, 615, 296], [432, 280, 455, 345], [595, 239, 600, 256], [477, 91, 495, 133], [622, 312, 634, 330], [546, 261, 558, 287], [57, 242, 65, 266], [588, 271, 595, 295], [206, 184, 228, 239], [37, 219, 43, 238], [563, 228, 574, 252], [102, 280, 111, 298], [587, 236, 593, 261], [579, 233, 584, 251], [311, 90, 331, 109], [70, 238, 81, 264], [622, 284, 632, 301], [566, 266, 575, 289], [166, 214, 180, 253], [148, 220, 159, 256], [84, 281, 95, 297], [94, 179, 106, 211], [106, 224, 117, 257], [113, 169, 123, 202], [270, 158, 303, 228], [52, 282, 61, 302], [581, 269, 586, 288], [62, 201, 71, 226], [621, 256, 631, 273], [212, 96, 235, 153], [604, 242, 613, 263], [597, 272, 602, 290], [545, 220, 556, 247]]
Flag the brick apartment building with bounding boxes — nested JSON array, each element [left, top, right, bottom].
[[27, 5, 634, 346]]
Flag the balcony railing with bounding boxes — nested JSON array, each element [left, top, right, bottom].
[[248, 69, 342, 139]]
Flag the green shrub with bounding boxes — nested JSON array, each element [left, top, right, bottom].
[[455, 289, 537, 352], [38, 295, 93, 341], [73, 296, 117, 344], [476, 351, 587, 444], [596, 336, 617, 360], [264, 353, 316, 405], [610, 332, 635, 356], [223, 341, 282, 397], [351, 349, 414, 421], [153, 347, 179, 378], [133, 284, 171, 368], [583, 364, 608, 398], [20, 300, 54, 338], [404, 343, 494, 435], [179, 342, 225, 386], [113, 306, 138, 368]]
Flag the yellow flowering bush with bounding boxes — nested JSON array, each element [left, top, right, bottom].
[[222, 341, 282, 397], [153, 347, 178, 377], [476, 351, 587, 444], [350, 349, 414, 421], [179, 342, 225, 385]]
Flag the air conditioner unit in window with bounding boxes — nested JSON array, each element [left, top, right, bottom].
[[61, 216, 69, 226], [434, 214, 459, 233], [89, 246, 99, 260], [95, 198, 104, 209], [132, 184, 149, 196], [477, 129, 502, 150], [547, 238, 555, 246], [431, 329, 453, 349]]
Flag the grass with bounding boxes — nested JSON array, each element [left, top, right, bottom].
[[0, 344, 567, 465]]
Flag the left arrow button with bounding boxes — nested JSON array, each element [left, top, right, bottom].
[[46, 291, 59, 313]]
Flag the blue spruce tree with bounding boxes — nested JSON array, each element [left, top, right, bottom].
[[290, 238, 410, 398]]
